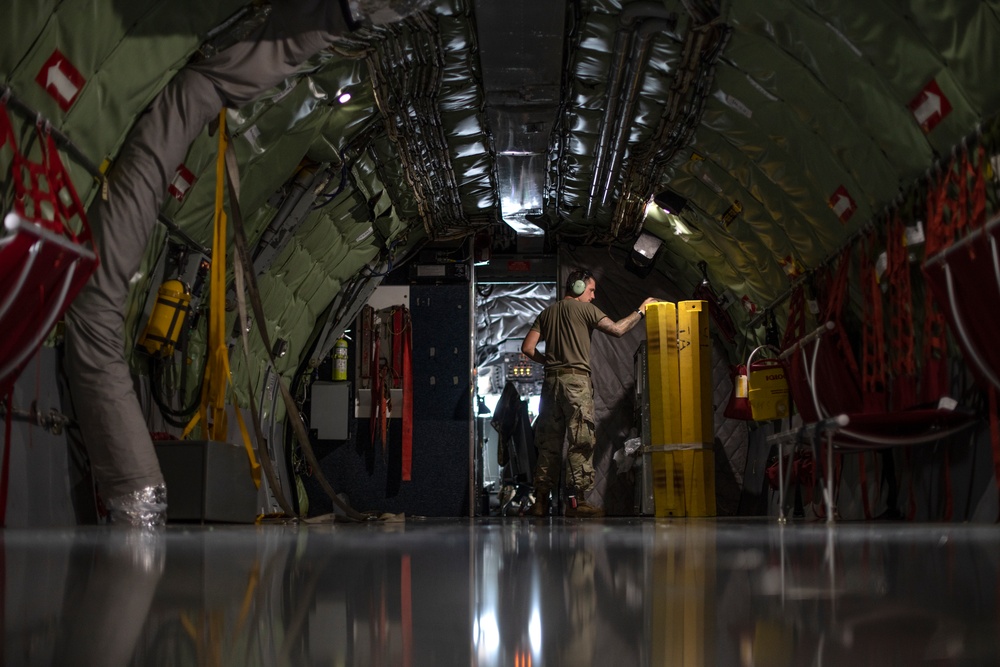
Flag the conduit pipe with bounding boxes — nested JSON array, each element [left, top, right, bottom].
[[584, 2, 678, 219], [610, 17, 731, 239], [597, 17, 675, 211]]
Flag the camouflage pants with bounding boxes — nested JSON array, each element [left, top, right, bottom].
[[532, 373, 596, 493]]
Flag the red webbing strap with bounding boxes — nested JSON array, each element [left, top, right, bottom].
[[370, 319, 381, 450], [825, 247, 852, 322], [0, 103, 19, 180], [860, 231, 887, 413], [401, 307, 413, 481], [952, 153, 970, 240], [971, 145, 987, 231], [0, 101, 13, 139], [922, 173, 951, 402], [886, 211, 917, 410], [990, 386, 1000, 522], [392, 307, 403, 389], [11, 129, 58, 231], [361, 305, 373, 384], [0, 392, 11, 526], [42, 130, 90, 244], [858, 452, 872, 520], [379, 364, 389, 455], [925, 169, 950, 257], [920, 293, 949, 402], [826, 248, 862, 379], [781, 285, 806, 351]]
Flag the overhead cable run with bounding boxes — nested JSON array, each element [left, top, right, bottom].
[[584, 1, 679, 221], [746, 117, 999, 331], [364, 13, 473, 241], [611, 11, 732, 240]]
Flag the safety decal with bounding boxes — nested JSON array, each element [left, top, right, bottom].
[[828, 185, 857, 223], [780, 255, 804, 279], [714, 90, 752, 119], [904, 220, 925, 247], [355, 226, 374, 243], [35, 50, 85, 112], [168, 164, 197, 202], [908, 80, 952, 134], [720, 200, 743, 227]]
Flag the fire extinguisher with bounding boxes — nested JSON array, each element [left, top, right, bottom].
[[333, 338, 349, 381], [139, 279, 191, 357]]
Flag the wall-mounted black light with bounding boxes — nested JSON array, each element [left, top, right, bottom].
[[653, 190, 688, 214], [626, 231, 664, 278]]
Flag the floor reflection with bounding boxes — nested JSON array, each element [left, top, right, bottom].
[[2, 518, 999, 666]]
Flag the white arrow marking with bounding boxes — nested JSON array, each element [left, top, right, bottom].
[[171, 170, 193, 194], [46, 61, 79, 102], [913, 90, 942, 125], [832, 194, 852, 218]]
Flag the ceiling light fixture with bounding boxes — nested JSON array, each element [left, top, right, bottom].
[[653, 189, 688, 215], [337, 91, 352, 104], [670, 215, 693, 237]]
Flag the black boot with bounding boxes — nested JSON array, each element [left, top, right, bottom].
[[527, 489, 550, 517]]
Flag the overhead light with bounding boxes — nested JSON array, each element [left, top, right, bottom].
[[670, 215, 693, 237], [653, 189, 688, 214], [337, 90, 352, 104]]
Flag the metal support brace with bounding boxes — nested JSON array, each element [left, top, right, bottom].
[[767, 414, 849, 524]]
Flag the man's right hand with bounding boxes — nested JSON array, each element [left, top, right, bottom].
[[639, 297, 659, 315]]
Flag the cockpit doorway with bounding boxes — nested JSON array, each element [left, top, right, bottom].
[[473, 279, 557, 516]]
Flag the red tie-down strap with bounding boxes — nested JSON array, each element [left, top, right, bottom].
[[826, 248, 862, 380], [370, 311, 382, 452], [921, 170, 951, 402], [360, 305, 373, 384], [886, 211, 917, 410], [921, 291, 949, 402], [861, 230, 887, 413], [825, 247, 852, 322], [970, 145, 987, 232], [924, 168, 951, 258], [951, 151, 970, 241], [392, 307, 403, 389], [781, 284, 806, 351]]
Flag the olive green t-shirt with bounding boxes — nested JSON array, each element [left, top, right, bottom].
[[529, 299, 608, 374]]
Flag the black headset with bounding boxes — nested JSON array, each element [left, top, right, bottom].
[[567, 269, 593, 297]]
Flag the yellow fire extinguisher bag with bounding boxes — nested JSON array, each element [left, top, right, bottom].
[[748, 358, 790, 421], [139, 279, 191, 357]]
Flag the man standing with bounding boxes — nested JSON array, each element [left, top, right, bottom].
[[520, 269, 657, 517]]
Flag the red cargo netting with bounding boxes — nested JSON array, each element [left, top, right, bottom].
[[1, 101, 98, 389]]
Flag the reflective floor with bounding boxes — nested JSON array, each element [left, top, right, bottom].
[[3, 518, 999, 666]]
